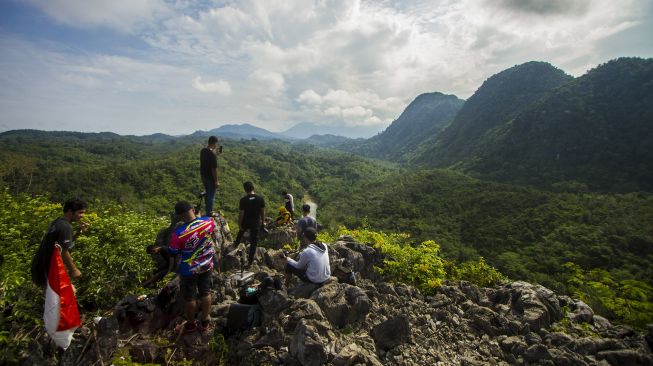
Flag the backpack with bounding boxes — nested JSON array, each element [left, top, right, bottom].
[[30, 224, 58, 287]]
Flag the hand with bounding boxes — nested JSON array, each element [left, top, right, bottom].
[[78, 221, 89, 234], [214, 181, 220, 188], [72, 269, 82, 278]]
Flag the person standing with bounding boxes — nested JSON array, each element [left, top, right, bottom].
[[234, 182, 266, 265], [296, 203, 317, 250], [200, 136, 221, 216], [167, 201, 216, 333], [281, 190, 294, 219], [32, 198, 89, 285], [30, 198, 89, 351]]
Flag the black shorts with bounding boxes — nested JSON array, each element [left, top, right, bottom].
[[180, 271, 212, 301]]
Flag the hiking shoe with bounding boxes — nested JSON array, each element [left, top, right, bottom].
[[175, 321, 197, 334], [199, 320, 212, 332]]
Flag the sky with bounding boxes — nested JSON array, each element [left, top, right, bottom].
[[0, 0, 651, 136]]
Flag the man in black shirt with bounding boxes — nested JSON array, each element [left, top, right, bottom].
[[199, 136, 221, 216], [234, 181, 266, 265], [31, 199, 89, 287]]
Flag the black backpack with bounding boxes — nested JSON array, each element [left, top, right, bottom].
[[30, 222, 58, 287]]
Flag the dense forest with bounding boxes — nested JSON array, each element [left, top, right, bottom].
[[1, 130, 651, 332]]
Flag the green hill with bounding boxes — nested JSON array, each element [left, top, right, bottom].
[[344, 92, 464, 162], [415, 61, 573, 167], [470, 57, 653, 192]]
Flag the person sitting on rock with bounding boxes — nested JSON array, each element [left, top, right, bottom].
[[274, 206, 292, 226], [284, 227, 331, 285], [296, 203, 317, 250], [163, 201, 217, 333]]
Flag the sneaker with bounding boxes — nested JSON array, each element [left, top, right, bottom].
[[175, 321, 197, 334]]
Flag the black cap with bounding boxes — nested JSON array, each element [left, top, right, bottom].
[[302, 204, 311, 212], [303, 227, 317, 241], [174, 201, 192, 215]]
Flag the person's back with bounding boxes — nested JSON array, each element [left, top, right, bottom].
[[300, 241, 331, 283], [297, 204, 317, 249], [285, 227, 331, 284], [169, 216, 216, 276]]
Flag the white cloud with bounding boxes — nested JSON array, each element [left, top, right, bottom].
[[248, 70, 285, 96], [192, 77, 232, 94], [25, 0, 170, 33], [1, 0, 652, 135]]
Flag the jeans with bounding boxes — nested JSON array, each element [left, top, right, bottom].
[[202, 176, 216, 215]]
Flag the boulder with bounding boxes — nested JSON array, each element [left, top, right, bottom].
[[523, 344, 552, 363], [371, 315, 411, 350], [311, 283, 371, 328], [569, 300, 594, 324], [597, 349, 653, 365], [264, 225, 296, 250], [281, 299, 327, 333], [333, 343, 383, 366], [289, 320, 329, 366], [258, 289, 291, 319]]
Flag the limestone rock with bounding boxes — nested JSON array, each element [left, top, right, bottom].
[[311, 282, 371, 328], [371, 315, 411, 350]]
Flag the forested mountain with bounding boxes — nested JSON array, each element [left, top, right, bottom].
[[193, 123, 290, 140], [342, 92, 464, 162], [469, 57, 653, 192], [1, 130, 651, 310], [414, 61, 573, 167]]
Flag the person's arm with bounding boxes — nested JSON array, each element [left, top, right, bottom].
[[287, 250, 309, 269], [260, 207, 265, 227], [61, 248, 81, 278], [72, 221, 89, 241], [211, 167, 218, 187], [239, 209, 245, 227]]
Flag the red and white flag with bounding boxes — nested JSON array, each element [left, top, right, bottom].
[[43, 245, 81, 350]]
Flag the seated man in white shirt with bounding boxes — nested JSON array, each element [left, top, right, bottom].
[[284, 227, 331, 285]]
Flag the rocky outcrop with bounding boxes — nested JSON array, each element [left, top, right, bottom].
[[22, 235, 653, 366]]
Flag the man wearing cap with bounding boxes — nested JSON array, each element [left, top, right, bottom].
[[166, 201, 216, 333], [296, 203, 317, 250], [284, 227, 331, 285]]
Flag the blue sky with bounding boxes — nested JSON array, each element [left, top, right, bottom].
[[1, 0, 652, 136]]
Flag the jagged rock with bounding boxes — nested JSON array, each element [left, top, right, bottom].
[[545, 331, 574, 347], [289, 320, 330, 366], [569, 300, 594, 324], [258, 289, 291, 319], [593, 315, 613, 333], [310, 282, 371, 328], [499, 335, 527, 356], [523, 344, 552, 363], [281, 299, 327, 333], [264, 249, 288, 272], [464, 304, 511, 336], [129, 340, 162, 364], [264, 225, 296, 250], [371, 315, 411, 350], [597, 349, 653, 365], [290, 281, 323, 299], [493, 281, 563, 332], [333, 343, 383, 366]]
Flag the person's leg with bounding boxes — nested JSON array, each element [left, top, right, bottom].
[[248, 226, 259, 263], [284, 262, 310, 283], [197, 271, 212, 326], [234, 229, 245, 245], [202, 177, 216, 216], [180, 275, 199, 331]]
